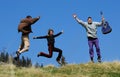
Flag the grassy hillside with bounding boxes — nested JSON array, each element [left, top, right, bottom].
[[0, 62, 120, 77]]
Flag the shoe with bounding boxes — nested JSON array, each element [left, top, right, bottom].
[[37, 53, 41, 57], [97, 56, 102, 63], [14, 51, 20, 61], [14, 56, 19, 61], [16, 51, 20, 57], [97, 58, 102, 63], [61, 56, 67, 65], [56, 59, 62, 65], [91, 60, 94, 63], [90, 57, 94, 63]]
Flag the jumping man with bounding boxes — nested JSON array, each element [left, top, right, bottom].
[[14, 15, 40, 60], [73, 14, 104, 63]]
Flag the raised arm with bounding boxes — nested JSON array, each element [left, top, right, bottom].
[[30, 16, 40, 24], [33, 35, 47, 39], [73, 14, 86, 27], [53, 30, 63, 37], [95, 17, 105, 27]]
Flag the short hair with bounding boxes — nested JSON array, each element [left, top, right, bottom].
[[87, 16, 92, 20], [48, 29, 54, 35], [26, 15, 32, 18]]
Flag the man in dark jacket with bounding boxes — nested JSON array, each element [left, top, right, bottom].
[[33, 29, 63, 64], [14, 15, 40, 60]]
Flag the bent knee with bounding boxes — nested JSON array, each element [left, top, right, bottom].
[[96, 48, 100, 51], [25, 46, 29, 51], [89, 48, 93, 51], [48, 55, 52, 58], [60, 50, 62, 54], [59, 49, 62, 53]]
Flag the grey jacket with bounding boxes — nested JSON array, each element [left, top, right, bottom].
[[75, 17, 102, 38]]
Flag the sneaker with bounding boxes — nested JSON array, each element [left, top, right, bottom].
[[97, 58, 102, 63], [14, 56, 19, 61], [56, 59, 62, 65], [90, 57, 94, 63], [14, 51, 20, 61], [37, 53, 41, 57], [16, 51, 20, 57], [97, 56, 102, 63], [91, 60, 94, 63]]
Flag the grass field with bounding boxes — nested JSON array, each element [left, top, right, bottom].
[[0, 61, 120, 77]]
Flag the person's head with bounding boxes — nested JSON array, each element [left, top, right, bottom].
[[26, 15, 32, 19], [48, 29, 54, 35], [87, 17, 92, 24]]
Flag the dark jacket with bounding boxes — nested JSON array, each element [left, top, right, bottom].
[[18, 17, 40, 35], [35, 32, 62, 46]]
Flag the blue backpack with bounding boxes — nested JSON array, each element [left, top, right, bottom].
[[100, 11, 112, 34]]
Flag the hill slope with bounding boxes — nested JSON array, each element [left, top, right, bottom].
[[0, 62, 120, 77]]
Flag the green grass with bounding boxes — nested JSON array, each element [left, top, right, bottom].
[[0, 61, 120, 77]]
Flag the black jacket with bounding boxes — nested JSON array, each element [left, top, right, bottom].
[[35, 32, 62, 46]]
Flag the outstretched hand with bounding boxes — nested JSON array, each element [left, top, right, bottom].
[[37, 16, 40, 19], [73, 14, 77, 18], [33, 37, 37, 39], [102, 17, 105, 22], [61, 30, 64, 33]]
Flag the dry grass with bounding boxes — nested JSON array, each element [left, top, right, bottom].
[[0, 61, 120, 77]]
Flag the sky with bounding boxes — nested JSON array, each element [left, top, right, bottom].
[[0, 0, 120, 66]]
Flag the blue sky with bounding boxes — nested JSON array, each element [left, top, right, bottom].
[[0, 0, 120, 66]]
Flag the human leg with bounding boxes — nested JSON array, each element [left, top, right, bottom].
[[94, 39, 101, 62], [38, 44, 53, 58], [88, 40, 94, 62], [19, 35, 30, 54], [53, 47, 62, 61]]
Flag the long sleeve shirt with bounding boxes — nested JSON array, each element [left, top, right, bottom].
[[35, 32, 62, 46], [75, 17, 102, 38], [18, 17, 40, 35]]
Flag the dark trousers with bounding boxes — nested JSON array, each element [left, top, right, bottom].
[[88, 38, 101, 59], [40, 44, 62, 61]]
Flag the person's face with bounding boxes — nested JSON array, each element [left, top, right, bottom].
[[28, 17, 32, 19], [50, 31, 54, 35], [87, 18, 92, 24]]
